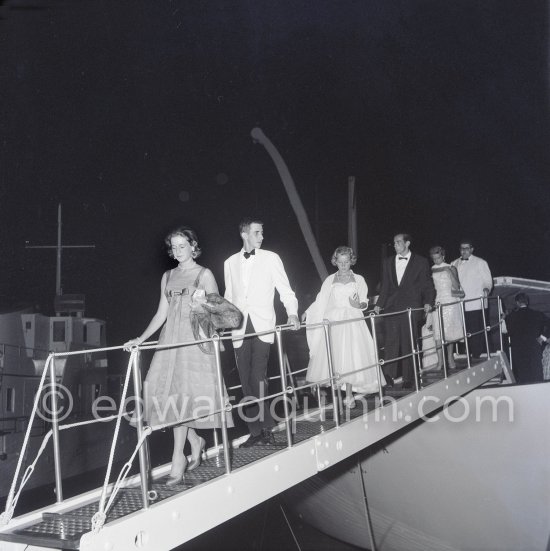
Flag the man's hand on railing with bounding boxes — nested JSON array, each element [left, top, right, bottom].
[[374, 305, 381, 315], [287, 315, 301, 330]]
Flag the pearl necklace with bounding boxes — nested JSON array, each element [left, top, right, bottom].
[[336, 271, 353, 282]]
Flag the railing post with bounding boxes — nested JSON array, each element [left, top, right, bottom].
[[436, 302, 448, 379], [368, 313, 384, 403], [212, 334, 231, 475], [497, 296, 504, 353], [407, 309, 420, 391], [507, 335, 513, 371], [130, 349, 150, 509], [212, 429, 220, 457], [316, 385, 326, 421], [322, 320, 340, 428], [275, 328, 293, 447], [480, 296, 491, 358], [460, 300, 471, 368], [49, 355, 63, 503]]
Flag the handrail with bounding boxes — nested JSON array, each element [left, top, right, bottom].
[[0, 294, 506, 527]]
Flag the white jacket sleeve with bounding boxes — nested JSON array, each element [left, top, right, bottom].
[[356, 275, 369, 303], [480, 260, 493, 292], [272, 254, 298, 317]]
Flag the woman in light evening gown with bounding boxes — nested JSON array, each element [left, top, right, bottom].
[[124, 227, 233, 486], [302, 246, 384, 408], [428, 245, 464, 369]]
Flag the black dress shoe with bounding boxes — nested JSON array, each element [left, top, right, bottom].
[[261, 428, 276, 445], [240, 434, 263, 448], [384, 375, 394, 388]]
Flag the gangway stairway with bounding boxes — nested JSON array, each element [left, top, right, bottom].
[[0, 352, 509, 551]]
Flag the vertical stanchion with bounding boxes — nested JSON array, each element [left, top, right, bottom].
[[460, 300, 471, 368], [407, 309, 420, 391], [212, 429, 220, 457], [322, 320, 340, 428], [436, 303, 448, 379], [357, 456, 378, 551], [498, 297, 504, 353], [369, 313, 384, 403], [316, 385, 325, 421], [131, 350, 150, 509], [212, 334, 231, 475], [275, 328, 293, 447], [49, 355, 64, 503], [480, 296, 491, 358]]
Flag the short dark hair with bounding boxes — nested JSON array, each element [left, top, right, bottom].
[[515, 292, 529, 305], [239, 217, 263, 234], [395, 233, 412, 244], [165, 226, 201, 259], [459, 239, 474, 248], [429, 245, 445, 257]]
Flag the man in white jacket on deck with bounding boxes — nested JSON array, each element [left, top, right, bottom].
[[451, 239, 493, 358], [224, 217, 300, 447]]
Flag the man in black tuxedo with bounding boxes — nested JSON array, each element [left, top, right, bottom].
[[504, 293, 548, 383], [374, 233, 435, 388]]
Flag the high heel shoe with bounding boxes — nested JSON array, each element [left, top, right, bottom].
[[188, 437, 206, 471], [166, 455, 188, 486]]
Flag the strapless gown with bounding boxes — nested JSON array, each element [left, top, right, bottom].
[[431, 266, 464, 342], [306, 282, 382, 393]]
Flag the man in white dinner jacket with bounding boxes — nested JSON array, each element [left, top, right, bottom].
[[224, 217, 300, 447], [451, 239, 492, 358]]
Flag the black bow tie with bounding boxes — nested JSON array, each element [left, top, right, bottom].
[[461, 258, 469, 261], [244, 249, 256, 259], [398, 256, 408, 260]]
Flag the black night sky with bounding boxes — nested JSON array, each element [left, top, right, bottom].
[[2, 0, 550, 346]]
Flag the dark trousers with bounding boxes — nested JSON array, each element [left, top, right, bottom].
[[465, 309, 487, 358], [234, 317, 274, 437], [382, 310, 423, 383]]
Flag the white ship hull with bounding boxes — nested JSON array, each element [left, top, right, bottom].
[[286, 381, 550, 551]]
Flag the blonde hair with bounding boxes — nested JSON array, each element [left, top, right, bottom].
[[331, 246, 357, 266]]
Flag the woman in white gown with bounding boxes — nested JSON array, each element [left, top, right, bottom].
[[428, 246, 465, 369], [302, 246, 384, 407]]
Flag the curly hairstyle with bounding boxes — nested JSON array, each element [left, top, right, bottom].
[[165, 226, 202, 259], [429, 245, 446, 257], [331, 246, 357, 266]]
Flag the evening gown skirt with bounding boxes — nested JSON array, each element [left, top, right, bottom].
[[306, 283, 383, 394], [431, 267, 464, 342], [142, 267, 233, 429]]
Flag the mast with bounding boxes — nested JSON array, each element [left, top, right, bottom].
[[348, 176, 357, 253], [26, 203, 95, 308], [56, 203, 62, 295], [251, 127, 328, 282]]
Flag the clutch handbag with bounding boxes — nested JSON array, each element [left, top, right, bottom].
[[451, 287, 465, 298]]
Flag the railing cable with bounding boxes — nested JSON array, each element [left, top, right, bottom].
[[0, 354, 53, 526], [92, 347, 139, 532]]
